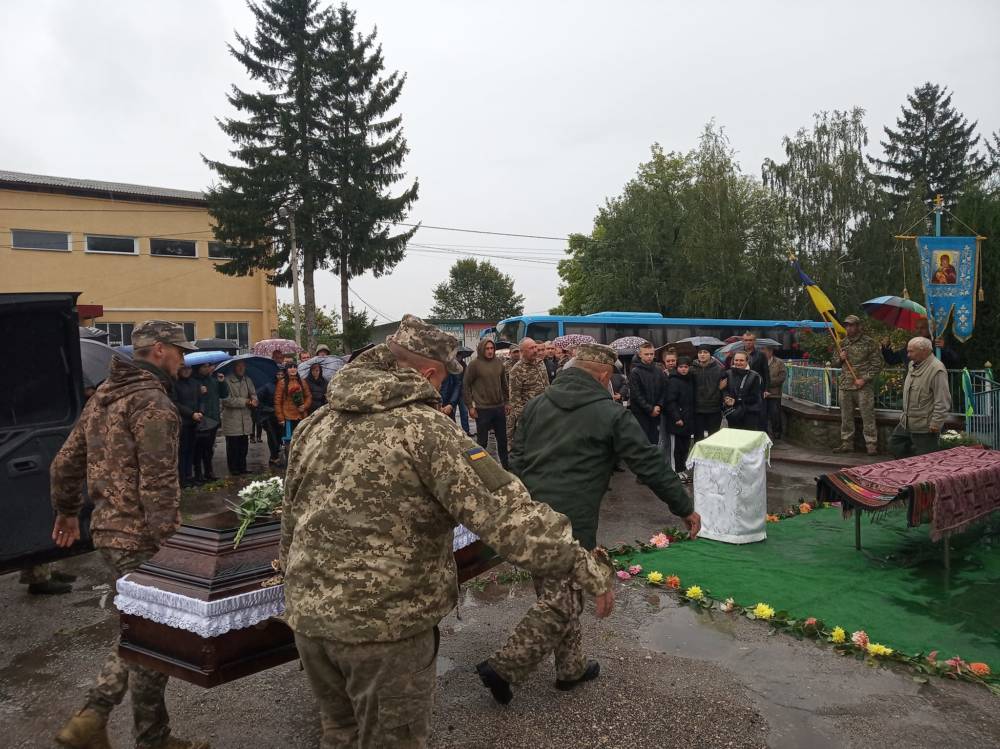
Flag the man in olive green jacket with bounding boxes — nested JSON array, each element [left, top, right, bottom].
[[889, 337, 951, 458], [477, 344, 700, 705]]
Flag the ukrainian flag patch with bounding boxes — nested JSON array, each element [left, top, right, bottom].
[[466, 446, 488, 461]]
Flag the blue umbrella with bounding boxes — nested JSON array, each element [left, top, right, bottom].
[[213, 354, 279, 389], [114, 344, 134, 356], [185, 350, 231, 367]]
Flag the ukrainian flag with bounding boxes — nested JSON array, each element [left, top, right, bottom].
[[793, 260, 846, 339]]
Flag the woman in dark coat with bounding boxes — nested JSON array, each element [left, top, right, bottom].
[[305, 363, 328, 415], [723, 351, 762, 430], [665, 357, 697, 479]]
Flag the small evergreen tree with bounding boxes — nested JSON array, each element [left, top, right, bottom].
[[431, 259, 525, 320], [869, 82, 987, 209]]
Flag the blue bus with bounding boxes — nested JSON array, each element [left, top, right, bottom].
[[493, 312, 831, 349]]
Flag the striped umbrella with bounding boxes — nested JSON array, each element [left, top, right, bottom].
[[861, 296, 927, 331]]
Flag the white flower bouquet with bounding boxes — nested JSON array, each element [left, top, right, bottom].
[[227, 476, 284, 548]]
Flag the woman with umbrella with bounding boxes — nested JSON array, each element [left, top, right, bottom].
[[221, 360, 257, 475], [275, 363, 312, 449]]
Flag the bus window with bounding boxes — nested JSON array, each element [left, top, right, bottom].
[[526, 321, 559, 341], [665, 327, 691, 342], [565, 324, 605, 342], [496, 320, 525, 343]]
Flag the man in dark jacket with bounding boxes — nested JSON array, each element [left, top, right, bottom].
[[478, 344, 699, 703], [665, 357, 696, 481], [192, 363, 226, 482], [439, 366, 470, 434], [691, 345, 727, 440], [742, 332, 770, 430], [171, 365, 202, 487], [256, 374, 282, 465], [628, 341, 665, 445], [724, 351, 763, 430]]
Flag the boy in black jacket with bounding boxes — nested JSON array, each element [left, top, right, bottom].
[[628, 342, 665, 445]]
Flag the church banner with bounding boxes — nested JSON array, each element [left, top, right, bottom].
[[916, 236, 980, 342]]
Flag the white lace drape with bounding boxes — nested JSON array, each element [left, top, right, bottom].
[[115, 578, 286, 638]]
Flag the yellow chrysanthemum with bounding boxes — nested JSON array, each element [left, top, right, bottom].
[[646, 571, 664, 584], [752, 602, 775, 620], [685, 585, 704, 600], [830, 626, 846, 644], [866, 643, 894, 657]]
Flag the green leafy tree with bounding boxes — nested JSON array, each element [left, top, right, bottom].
[[320, 4, 419, 346], [204, 0, 332, 352], [431, 259, 525, 319], [869, 83, 987, 209], [277, 302, 340, 352], [341, 305, 375, 352]]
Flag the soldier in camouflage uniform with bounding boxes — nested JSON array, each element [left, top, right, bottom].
[[506, 337, 548, 445], [832, 315, 883, 455], [477, 344, 699, 703], [50, 321, 209, 749], [281, 315, 613, 749]]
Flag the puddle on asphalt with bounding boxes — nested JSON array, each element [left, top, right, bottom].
[[767, 471, 818, 513], [637, 594, 916, 749]]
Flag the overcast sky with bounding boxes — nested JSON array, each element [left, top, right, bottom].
[[3, 0, 998, 323]]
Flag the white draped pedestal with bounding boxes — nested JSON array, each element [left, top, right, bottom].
[[686, 428, 772, 544]]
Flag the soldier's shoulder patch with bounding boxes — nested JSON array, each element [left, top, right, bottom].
[[464, 445, 511, 492]]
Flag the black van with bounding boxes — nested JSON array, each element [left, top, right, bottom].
[[0, 292, 93, 572]]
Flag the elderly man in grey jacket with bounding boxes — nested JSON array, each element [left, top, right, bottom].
[[889, 337, 951, 458]]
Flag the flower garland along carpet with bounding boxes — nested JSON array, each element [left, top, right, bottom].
[[612, 507, 1000, 685]]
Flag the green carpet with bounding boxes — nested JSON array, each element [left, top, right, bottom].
[[614, 508, 1000, 668]]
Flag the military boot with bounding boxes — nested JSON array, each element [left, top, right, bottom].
[[142, 737, 211, 749], [832, 442, 854, 454], [55, 708, 111, 749]]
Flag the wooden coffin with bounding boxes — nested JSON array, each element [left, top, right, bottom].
[[119, 512, 498, 688], [118, 511, 297, 688]]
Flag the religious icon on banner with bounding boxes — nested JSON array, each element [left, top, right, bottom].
[[916, 236, 980, 341]]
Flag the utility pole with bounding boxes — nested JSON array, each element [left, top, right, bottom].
[[279, 205, 302, 347]]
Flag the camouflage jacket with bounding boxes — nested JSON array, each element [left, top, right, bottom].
[[280, 344, 611, 644], [508, 359, 548, 416], [833, 334, 883, 390], [51, 358, 181, 551]]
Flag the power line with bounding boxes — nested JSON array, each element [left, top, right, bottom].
[[395, 221, 572, 242]]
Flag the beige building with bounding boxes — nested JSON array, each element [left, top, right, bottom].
[[0, 170, 278, 349]]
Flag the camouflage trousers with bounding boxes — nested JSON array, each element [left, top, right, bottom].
[[85, 547, 171, 748], [488, 575, 587, 683], [840, 386, 877, 447], [294, 627, 439, 749], [505, 408, 522, 447], [18, 563, 51, 584]]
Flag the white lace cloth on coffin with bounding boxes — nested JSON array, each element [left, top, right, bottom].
[[115, 578, 286, 638], [687, 438, 771, 544], [116, 526, 479, 637]]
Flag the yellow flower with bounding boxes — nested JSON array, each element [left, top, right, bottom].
[[685, 585, 704, 600], [866, 643, 894, 657], [830, 626, 846, 644], [752, 602, 775, 620], [646, 571, 664, 584]]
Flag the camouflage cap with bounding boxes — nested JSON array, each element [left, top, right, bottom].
[[132, 320, 198, 351], [389, 314, 463, 374], [844, 314, 861, 324], [510, 344, 521, 352], [574, 343, 617, 366]]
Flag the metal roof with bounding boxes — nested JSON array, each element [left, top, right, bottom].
[[0, 169, 206, 205]]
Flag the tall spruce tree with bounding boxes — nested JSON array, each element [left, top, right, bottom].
[[204, 0, 330, 351], [869, 83, 987, 209], [318, 4, 419, 342]]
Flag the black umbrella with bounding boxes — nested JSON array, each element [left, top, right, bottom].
[[80, 339, 131, 389], [345, 342, 376, 362], [79, 326, 109, 343], [194, 338, 240, 353], [214, 354, 279, 389]]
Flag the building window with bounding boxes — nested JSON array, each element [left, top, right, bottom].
[[150, 238, 197, 258], [11, 229, 70, 252], [207, 242, 235, 259], [95, 322, 135, 348], [86, 235, 137, 254], [215, 321, 250, 352], [173, 322, 196, 342]]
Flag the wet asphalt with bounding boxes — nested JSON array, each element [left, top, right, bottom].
[[2, 442, 998, 748]]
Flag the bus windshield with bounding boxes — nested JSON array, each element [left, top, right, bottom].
[[496, 319, 524, 343]]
